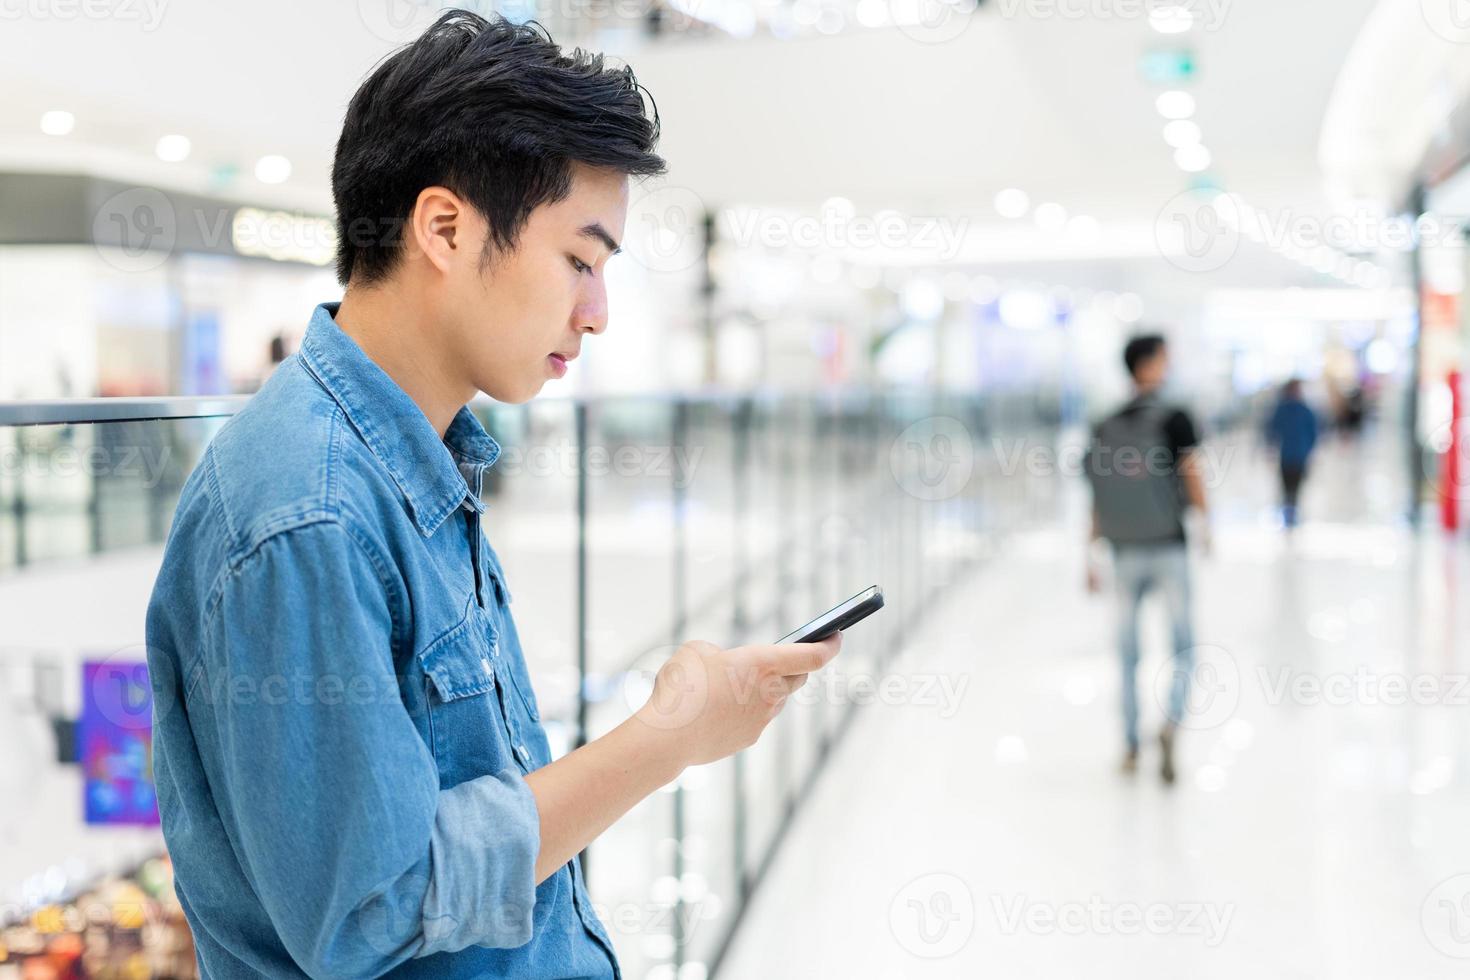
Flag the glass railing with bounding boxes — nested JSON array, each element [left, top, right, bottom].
[[0, 387, 1061, 978]]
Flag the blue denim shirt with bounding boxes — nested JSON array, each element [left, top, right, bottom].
[[145, 303, 620, 979]]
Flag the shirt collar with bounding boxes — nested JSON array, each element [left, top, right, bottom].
[[298, 302, 500, 536]]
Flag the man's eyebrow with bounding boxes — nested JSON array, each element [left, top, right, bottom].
[[579, 222, 621, 256]]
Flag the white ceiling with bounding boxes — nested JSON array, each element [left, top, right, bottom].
[[0, 0, 1446, 298], [0, 0, 1378, 206]]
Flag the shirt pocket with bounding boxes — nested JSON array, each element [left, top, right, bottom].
[[417, 596, 514, 788]]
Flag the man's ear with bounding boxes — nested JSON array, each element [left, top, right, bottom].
[[408, 186, 465, 275]]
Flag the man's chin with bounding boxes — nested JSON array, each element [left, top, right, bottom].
[[478, 378, 543, 405]]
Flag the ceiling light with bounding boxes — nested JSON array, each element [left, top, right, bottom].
[[1114, 292, 1144, 322], [1156, 91, 1195, 120], [1034, 202, 1068, 231], [994, 188, 1029, 219], [1163, 120, 1202, 148], [855, 0, 888, 28], [1174, 144, 1211, 172], [155, 134, 191, 162], [1066, 214, 1101, 244], [821, 196, 856, 220], [254, 155, 292, 184], [1149, 5, 1193, 33], [40, 110, 74, 136]]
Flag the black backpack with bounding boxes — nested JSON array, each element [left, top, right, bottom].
[[1086, 400, 1185, 544]]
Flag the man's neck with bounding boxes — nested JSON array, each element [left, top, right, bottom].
[[334, 286, 473, 439]]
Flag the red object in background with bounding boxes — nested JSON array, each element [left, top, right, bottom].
[[1444, 370, 1462, 532]]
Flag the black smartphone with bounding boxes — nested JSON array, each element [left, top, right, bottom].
[[776, 585, 885, 643]]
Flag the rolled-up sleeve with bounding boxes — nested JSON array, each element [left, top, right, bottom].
[[197, 517, 538, 978]]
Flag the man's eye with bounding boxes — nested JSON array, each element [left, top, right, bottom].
[[569, 255, 592, 275]]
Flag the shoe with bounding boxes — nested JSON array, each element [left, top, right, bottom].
[[1160, 725, 1177, 785], [1121, 747, 1138, 774]]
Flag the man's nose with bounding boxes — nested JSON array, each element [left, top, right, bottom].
[[576, 280, 608, 335]]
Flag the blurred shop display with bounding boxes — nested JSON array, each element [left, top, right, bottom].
[[0, 856, 194, 980]]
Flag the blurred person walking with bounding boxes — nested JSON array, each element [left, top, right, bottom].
[[1266, 379, 1319, 529], [1085, 335, 1211, 785]]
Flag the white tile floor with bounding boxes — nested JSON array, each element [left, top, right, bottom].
[[721, 439, 1470, 978]]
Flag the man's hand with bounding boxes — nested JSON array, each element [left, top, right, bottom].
[[525, 632, 842, 883], [636, 633, 843, 767]]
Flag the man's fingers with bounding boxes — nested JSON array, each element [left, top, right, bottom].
[[763, 632, 842, 676]]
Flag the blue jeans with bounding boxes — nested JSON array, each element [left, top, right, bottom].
[[1113, 542, 1194, 751]]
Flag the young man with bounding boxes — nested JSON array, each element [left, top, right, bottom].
[[1084, 334, 1209, 785], [145, 13, 838, 978]]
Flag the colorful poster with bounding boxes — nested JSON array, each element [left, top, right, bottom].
[[80, 660, 160, 826]]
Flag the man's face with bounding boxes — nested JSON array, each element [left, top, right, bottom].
[[1135, 347, 1170, 391], [444, 164, 629, 403]]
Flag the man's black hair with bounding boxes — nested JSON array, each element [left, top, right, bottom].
[[331, 10, 666, 286], [1123, 334, 1167, 379]]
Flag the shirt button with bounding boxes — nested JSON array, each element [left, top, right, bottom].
[[516, 744, 530, 762], [480, 657, 492, 675]]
